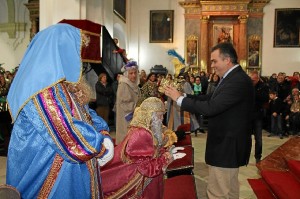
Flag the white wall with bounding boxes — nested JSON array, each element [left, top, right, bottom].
[[40, 0, 82, 30], [1, 0, 298, 76], [128, 0, 185, 74], [0, 0, 30, 72], [262, 0, 300, 76]]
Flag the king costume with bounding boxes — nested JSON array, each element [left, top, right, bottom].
[[6, 24, 113, 198], [101, 97, 177, 199]]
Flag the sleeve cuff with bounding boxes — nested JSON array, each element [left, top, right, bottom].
[[176, 95, 185, 106]]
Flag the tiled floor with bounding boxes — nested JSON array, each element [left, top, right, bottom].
[[193, 130, 288, 199], [0, 130, 288, 198]]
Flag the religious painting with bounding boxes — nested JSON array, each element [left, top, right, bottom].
[[248, 35, 261, 68], [150, 10, 174, 43], [274, 8, 300, 47], [185, 35, 198, 66], [213, 24, 233, 46], [114, 0, 126, 22]]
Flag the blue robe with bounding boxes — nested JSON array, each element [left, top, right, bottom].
[[7, 83, 109, 198]]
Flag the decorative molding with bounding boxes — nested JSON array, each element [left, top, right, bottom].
[[187, 34, 199, 40], [0, 22, 26, 38], [186, 7, 202, 14], [179, 1, 200, 8], [201, 15, 210, 23], [201, 4, 248, 12], [179, 0, 271, 73], [25, 0, 39, 40], [248, 0, 271, 13], [238, 15, 249, 23]]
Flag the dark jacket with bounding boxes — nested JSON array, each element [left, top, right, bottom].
[[269, 97, 284, 115], [181, 66, 254, 168], [253, 80, 269, 119], [95, 81, 114, 107]]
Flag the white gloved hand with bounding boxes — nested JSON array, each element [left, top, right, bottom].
[[97, 138, 114, 166], [171, 147, 184, 154], [173, 152, 186, 160]]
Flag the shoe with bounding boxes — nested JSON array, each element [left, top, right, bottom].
[[198, 129, 205, 134], [255, 158, 261, 163], [267, 134, 274, 137], [279, 134, 283, 139]]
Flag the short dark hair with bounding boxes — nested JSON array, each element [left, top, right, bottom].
[[269, 90, 277, 95], [211, 42, 238, 64]]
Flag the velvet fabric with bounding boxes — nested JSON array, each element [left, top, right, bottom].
[[261, 170, 300, 199], [101, 127, 172, 199], [163, 175, 197, 199], [166, 146, 194, 172], [174, 134, 192, 147], [59, 19, 101, 63], [247, 179, 275, 199]]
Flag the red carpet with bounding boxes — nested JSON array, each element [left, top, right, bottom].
[[248, 137, 300, 199], [288, 159, 300, 178], [261, 170, 300, 199], [247, 178, 275, 199]]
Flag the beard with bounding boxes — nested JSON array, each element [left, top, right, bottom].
[[65, 76, 92, 106], [151, 112, 163, 146]]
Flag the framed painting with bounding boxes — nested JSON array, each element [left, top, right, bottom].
[[248, 35, 261, 68], [186, 35, 198, 66], [150, 10, 174, 43], [274, 8, 300, 47], [213, 24, 233, 46], [114, 0, 126, 22]]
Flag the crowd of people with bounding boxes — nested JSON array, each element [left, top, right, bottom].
[[1, 24, 300, 198]]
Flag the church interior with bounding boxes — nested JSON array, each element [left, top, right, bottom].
[[0, 0, 300, 198]]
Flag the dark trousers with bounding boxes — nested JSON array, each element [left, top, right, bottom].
[[290, 112, 300, 134], [252, 118, 263, 160], [271, 115, 282, 135]]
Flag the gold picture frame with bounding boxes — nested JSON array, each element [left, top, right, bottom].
[[274, 8, 300, 47], [113, 0, 126, 22], [150, 10, 174, 43], [213, 24, 233, 46], [186, 35, 198, 66], [248, 35, 261, 68]]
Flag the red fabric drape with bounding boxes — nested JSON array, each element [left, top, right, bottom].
[[59, 19, 101, 63]]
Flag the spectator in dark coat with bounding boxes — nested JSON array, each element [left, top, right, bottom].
[[95, 73, 114, 123]]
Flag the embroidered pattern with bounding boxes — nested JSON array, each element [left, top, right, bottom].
[[34, 84, 96, 162], [106, 173, 144, 199], [37, 154, 63, 198]]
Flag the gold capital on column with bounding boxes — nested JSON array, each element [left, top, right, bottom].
[[238, 15, 248, 62], [200, 15, 209, 72], [238, 15, 248, 23], [201, 15, 210, 23]]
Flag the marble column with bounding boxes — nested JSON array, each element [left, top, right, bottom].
[[238, 15, 248, 66], [200, 15, 209, 72]]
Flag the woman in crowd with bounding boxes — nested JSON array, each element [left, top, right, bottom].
[[285, 93, 300, 135], [115, 61, 140, 144], [193, 76, 202, 96], [138, 72, 159, 106], [139, 69, 147, 88], [206, 73, 220, 94], [95, 73, 114, 123]]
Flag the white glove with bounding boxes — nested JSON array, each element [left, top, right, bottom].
[[173, 152, 186, 160], [97, 138, 114, 166], [171, 147, 184, 154]]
